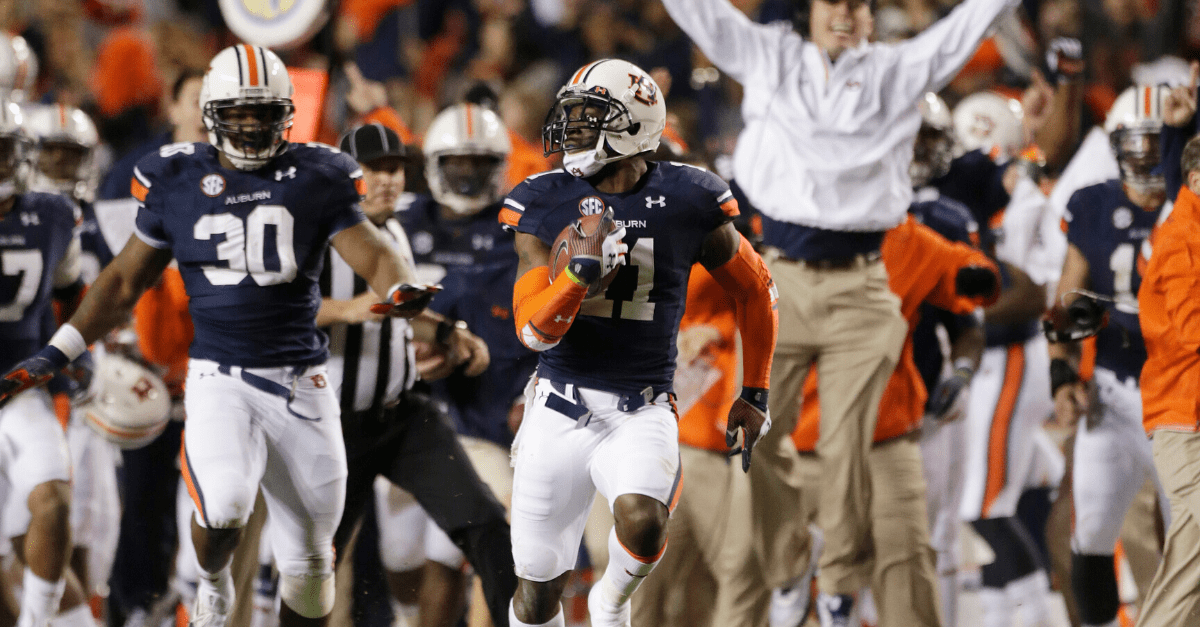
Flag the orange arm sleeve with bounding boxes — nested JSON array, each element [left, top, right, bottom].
[[916, 224, 1001, 313], [513, 266, 590, 351], [707, 235, 778, 389]]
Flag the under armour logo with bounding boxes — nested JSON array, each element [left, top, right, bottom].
[[19, 212, 38, 226], [555, 314, 573, 324], [645, 195, 666, 208], [275, 166, 297, 181]]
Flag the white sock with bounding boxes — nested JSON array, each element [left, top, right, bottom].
[[938, 571, 958, 627], [48, 605, 95, 627], [1008, 570, 1052, 627], [593, 527, 663, 611], [16, 569, 66, 627], [389, 599, 419, 627], [857, 588, 877, 626], [508, 599, 565, 627]]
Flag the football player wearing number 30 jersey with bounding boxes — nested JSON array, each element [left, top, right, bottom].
[[499, 59, 779, 627], [0, 44, 435, 627]]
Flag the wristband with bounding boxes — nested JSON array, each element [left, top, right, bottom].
[[740, 386, 769, 413], [47, 324, 87, 362], [436, 319, 467, 346], [952, 357, 975, 379], [1049, 358, 1080, 398]]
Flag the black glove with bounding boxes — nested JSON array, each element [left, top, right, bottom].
[[955, 266, 998, 299], [928, 366, 972, 420], [1042, 294, 1108, 342]]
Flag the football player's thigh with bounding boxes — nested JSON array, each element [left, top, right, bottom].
[[591, 404, 681, 513], [461, 435, 514, 510], [259, 373, 347, 566], [960, 346, 1010, 521], [373, 478, 429, 573], [510, 389, 599, 582], [67, 423, 120, 549], [182, 363, 267, 529], [0, 389, 70, 538], [1072, 389, 1147, 553]]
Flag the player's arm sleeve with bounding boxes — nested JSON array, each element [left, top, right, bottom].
[[707, 234, 778, 389], [512, 266, 589, 352], [53, 236, 82, 289], [921, 224, 1002, 313], [131, 166, 170, 249], [1162, 122, 1190, 201], [325, 164, 369, 236], [659, 0, 783, 85], [890, 0, 1020, 97], [1156, 240, 1200, 352]]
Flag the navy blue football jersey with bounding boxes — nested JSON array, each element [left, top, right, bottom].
[[78, 200, 114, 284], [932, 149, 1010, 254], [398, 193, 535, 446], [0, 192, 80, 372], [909, 196, 983, 404], [133, 142, 366, 368], [397, 194, 517, 282], [1065, 180, 1158, 381], [503, 162, 737, 395]]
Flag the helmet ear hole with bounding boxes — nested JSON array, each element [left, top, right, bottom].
[[628, 122, 641, 136]]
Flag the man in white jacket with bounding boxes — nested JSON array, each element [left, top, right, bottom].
[[659, 0, 1020, 624]]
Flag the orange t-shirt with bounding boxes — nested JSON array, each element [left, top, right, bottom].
[[676, 266, 739, 453], [133, 267, 193, 397], [1139, 185, 1200, 432], [792, 216, 998, 450]]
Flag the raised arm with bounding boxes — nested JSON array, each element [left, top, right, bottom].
[[892, 0, 1021, 97], [659, 0, 784, 84]]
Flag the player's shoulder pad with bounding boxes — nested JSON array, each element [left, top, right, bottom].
[[659, 162, 738, 218], [131, 142, 208, 200], [911, 196, 977, 244], [1065, 179, 1122, 222], [21, 191, 78, 228], [501, 169, 574, 229], [286, 142, 363, 180]]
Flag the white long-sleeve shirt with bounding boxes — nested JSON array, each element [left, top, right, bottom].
[[662, 0, 1019, 233]]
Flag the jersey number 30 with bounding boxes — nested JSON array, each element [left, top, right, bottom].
[[195, 205, 298, 286]]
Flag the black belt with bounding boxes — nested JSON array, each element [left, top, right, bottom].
[[217, 363, 319, 421], [543, 379, 672, 425], [776, 249, 882, 271]]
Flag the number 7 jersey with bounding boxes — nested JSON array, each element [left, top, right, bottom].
[[133, 142, 367, 368], [502, 162, 738, 395]]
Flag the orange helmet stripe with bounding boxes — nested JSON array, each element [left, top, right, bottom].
[[243, 44, 259, 86], [465, 103, 474, 137]]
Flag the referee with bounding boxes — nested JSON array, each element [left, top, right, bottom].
[[320, 123, 516, 627]]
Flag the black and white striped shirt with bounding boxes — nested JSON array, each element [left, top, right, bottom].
[[321, 217, 418, 413]]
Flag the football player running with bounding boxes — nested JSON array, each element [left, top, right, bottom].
[[0, 99, 95, 627], [500, 60, 778, 627], [0, 45, 435, 627], [1046, 85, 1172, 627]]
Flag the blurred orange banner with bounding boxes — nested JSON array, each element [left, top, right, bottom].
[[287, 67, 328, 144]]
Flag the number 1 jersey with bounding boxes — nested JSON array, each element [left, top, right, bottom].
[[502, 162, 737, 396], [133, 142, 367, 368]]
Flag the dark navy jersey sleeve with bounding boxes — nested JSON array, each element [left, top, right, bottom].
[[502, 170, 571, 242], [934, 149, 1010, 230], [296, 143, 368, 236], [669, 162, 739, 233], [131, 145, 183, 250], [910, 196, 979, 245]]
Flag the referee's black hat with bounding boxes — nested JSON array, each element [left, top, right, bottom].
[[338, 123, 408, 165]]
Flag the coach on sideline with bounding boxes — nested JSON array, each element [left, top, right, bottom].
[[660, 0, 1020, 622]]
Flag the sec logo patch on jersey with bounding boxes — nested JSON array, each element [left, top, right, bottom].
[[200, 174, 226, 197], [579, 196, 605, 216], [1112, 207, 1133, 229]]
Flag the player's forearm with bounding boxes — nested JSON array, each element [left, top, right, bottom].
[[512, 266, 588, 352], [708, 235, 778, 389], [1037, 79, 1084, 173], [949, 324, 984, 371], [984, 263, 1046, 325], [410, 309, 450, 344], [69, 264, 153, 344]]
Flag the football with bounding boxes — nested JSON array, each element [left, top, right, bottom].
[[549, 210, 621, 297]]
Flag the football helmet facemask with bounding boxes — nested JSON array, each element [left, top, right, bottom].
[[24, 104, 99, 202], [423, 103, 511, 216], [200, 45, 295, 171], [544, 59, 666, 178], [0, 101, 29, 201], [910, 92, 955, 188], [1106, 85, 1169, 199]]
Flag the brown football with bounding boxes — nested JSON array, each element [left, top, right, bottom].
[[550, 210, 620, 297]]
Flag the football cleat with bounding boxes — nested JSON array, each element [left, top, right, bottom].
[[587, 581, 631, 627], [190, 568, 234, 627]]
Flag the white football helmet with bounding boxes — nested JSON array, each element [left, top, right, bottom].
[[911, 92, 956, 188], [23, 104, 99, 202], [543, 59, 666, 178], [1105, 84, 1169, 197], [80, 354, 171, 450], [200, 44, 295, 171], [423, 103, 511, 216], [953, 92, 1025, 163], [0, 100, 29, 200]]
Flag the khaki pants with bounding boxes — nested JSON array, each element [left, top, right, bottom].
[[1138, 431, 1200, 627], [632, 445, 769, 627], [755, 255, 907, 592], [798, 435, 942, 627]]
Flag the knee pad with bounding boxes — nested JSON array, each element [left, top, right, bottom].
[[1071, 552, 1120, 625], [279, 572, 335, 619], [971, 517, 1041, 588]]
